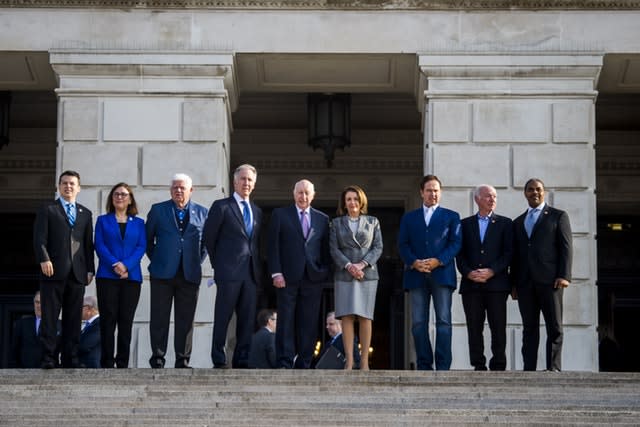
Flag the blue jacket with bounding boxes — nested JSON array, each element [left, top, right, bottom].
[[94, 213, 146, 283], [145, 200, 208, 285], [398, 206, 462, 289]]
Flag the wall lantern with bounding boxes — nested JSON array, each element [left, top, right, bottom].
[[307, 93, 351, 167], [0, 92, 10, 149]]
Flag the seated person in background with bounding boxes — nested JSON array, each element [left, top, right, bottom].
[[248, 309, 277, 369], [315, 311, 360, 369], [11, 291, 50, 368], [78, 295, 101, 368]]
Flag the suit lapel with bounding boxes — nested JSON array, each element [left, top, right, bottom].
[[470, 217, 482, 244]]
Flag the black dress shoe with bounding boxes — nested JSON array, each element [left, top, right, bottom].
[[213, 363, 230, 369], [41, 361, 55, 370], [474, 366, 488, 371]]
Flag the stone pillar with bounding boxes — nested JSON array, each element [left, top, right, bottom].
[[418, 53, 603, 371], [50, 50, 237, 367]]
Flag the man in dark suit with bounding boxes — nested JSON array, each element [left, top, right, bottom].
[[203, 164, 262, 369], [315, 311, 360, 369], [398, 175, 462, 371], [78, 295, 101, 368], [457, 185, 513, 371], [33, 170, 95, 369], [512, 178, 572, 372], [11, 291, 45, 368], [248, 309, 277, 369], [268, 179, 331, 369], [146, 173, 208, 369]]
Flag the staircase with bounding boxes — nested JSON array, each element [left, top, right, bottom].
[[1, 369, 639, 426]]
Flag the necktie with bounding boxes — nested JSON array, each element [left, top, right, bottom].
[[66, 202, 75, 226], [241, 201, 253, 237], [478, 215, 489, 243], [177, 209, 185, 222], [301, 210, 310, 239], [525, 209, 538, 238]]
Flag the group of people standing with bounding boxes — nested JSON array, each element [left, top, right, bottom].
[[31, 166, 571, 372], [399, 175, 572, 372]]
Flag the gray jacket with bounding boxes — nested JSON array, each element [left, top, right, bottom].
[[329, 215, 383, 282]]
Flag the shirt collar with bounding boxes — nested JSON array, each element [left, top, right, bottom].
[[528, 202, 546, 214], [423, 204, 438, 213], [233, 192, 249, 205], [477, 212, 493, 221]]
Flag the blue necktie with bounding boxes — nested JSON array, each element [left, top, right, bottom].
[[241, 201, 253, 237], [66, 202, 75, 226], [525, 209, 538, 238], [177, 209, 185, 222]]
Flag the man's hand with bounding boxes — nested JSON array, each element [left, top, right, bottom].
[[468, 268, 495, 283], [40, 261, 53, 277], [411, 259, 430, 273], [272, 275, 286, 289], [554, 278, 570, 289]]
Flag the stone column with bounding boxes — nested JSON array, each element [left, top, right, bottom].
[[50, 50, 237, 367], [418, 53, 602, 371]]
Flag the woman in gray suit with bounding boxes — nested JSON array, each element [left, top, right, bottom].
[[329, 185, 383, 370]]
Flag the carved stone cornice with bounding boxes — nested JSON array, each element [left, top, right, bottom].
[[1, 0, 640, 9]]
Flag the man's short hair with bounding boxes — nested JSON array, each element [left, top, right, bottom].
[[256, 308, 276, 327], [171, 173, 193, 188], [473, 184, 496, 199], [83, 295, 98, 310], [524, 178, 545, 190], [420, 174, 441, 190], [59, 170, 81, 185], [233, 164, 257, 181]]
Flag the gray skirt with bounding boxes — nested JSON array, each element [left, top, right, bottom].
[[334, 279, 378, 320]]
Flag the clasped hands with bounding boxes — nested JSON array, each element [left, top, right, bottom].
[[467, 268, 495, 284], [411, 258, 441, 273], [347, 261, 366, 280], [112, 261, 128, 279]]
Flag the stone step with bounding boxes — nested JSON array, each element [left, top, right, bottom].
[[1, 369, 639, 426]]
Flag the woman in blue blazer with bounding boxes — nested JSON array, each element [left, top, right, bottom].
[[94, 182, 146, 368]]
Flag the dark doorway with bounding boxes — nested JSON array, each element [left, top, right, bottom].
[[0, 213, 40, 368], [256, 203, 405, 369], [597, 216, 640, 372]]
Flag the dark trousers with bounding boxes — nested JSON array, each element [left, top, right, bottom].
[[149, 272, 199, 368], [461, 291, 509, 371], [96, 278, 141, 368], [517, 283, 564, 371], [275, 278, 323, 369], [211, 278, 257, 368], [40, 275, 85, 368]]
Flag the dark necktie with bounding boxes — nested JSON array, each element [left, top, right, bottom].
[[66, 202, 75, 226], [241, 201, 253, 237]]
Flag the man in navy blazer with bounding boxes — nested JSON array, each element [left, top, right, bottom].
[[512, 178, 572, 371], [78, 295, 101, 368], [268, 179, 330, 369], [33, 170, 95, 369], [146, 173, 208, 369], [398, 175, 461, 370], [203, 164, 262, 368], [457, 185, 513, 371]]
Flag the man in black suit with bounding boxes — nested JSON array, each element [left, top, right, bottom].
[[33, 170, 94, 369], [248, 309, 277, 369], [268, 179, 331, 369], [11, 291, 46, 368], [512, 178, 572, 372], [78, 295, 101, 368], [457, 185, 513, 371], [315, 311, 360, 369], [204, 164, 262, 369]]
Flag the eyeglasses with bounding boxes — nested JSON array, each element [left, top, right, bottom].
[[269, 317, 277, 321], [113, 192, 130, 198]]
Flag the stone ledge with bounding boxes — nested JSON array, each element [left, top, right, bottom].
[[2, 0, 640, 10]]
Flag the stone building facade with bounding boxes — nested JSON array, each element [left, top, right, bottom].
[[1, 0, 640, 370]]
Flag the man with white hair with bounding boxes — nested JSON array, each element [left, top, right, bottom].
[[146, 173, 208, 368], [268, 179, 330, 369]]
